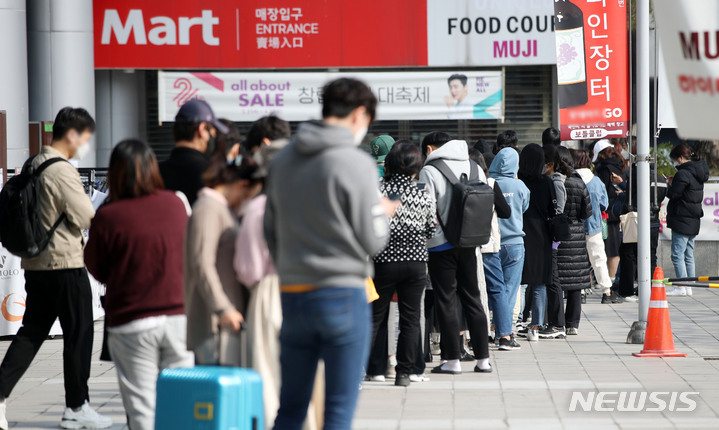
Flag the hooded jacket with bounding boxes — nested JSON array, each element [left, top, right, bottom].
[[419, 139, 487, 249], [667, 160, 710, 236], [489, 148, 530, 245], [577, 168, 609, 236], [263, 121, 389, 289]]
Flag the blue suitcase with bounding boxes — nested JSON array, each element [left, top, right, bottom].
[[155, 366, 264, 430]]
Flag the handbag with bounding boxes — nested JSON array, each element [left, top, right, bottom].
[[547, 178, 571, 241], [620, 211, 638, 243]]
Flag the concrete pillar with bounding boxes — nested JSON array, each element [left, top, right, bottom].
[[27, 0, 96, 167], [0, 0, 30, 170], [94, 70, 144, 167]]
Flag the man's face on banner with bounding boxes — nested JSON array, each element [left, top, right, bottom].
[[448, 79, 468, 102]]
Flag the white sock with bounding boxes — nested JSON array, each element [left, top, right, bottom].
[[440, 359, 461, 372], [476, 358, 491, 370]]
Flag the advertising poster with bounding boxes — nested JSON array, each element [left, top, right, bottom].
[[655, 0, 719, 140], [158, 71, 504, 122], [553, 0, 629, 141], [660, 183, 719, 241]]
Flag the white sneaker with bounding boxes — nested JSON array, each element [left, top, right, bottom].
[[686, 287, 693, 296], [0, 400, 8, 430], [667, 287, 688, 296], [365, 374, 385, 382], [409, 374, 430, 383], [623, 295, 639, 302], [527, 328, 539, 342], [60, 402, 112, 429]]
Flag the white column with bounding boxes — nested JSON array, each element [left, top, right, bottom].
[[27, 0, 96, 167], [94, 70, 144, 167], [0, 0, 30, 170]]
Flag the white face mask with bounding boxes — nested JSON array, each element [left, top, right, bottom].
[[353, 127, 368, 146], [72, 142, 91, 161]]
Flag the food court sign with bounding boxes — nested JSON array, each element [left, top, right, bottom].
[[158, 71, 504, 122]]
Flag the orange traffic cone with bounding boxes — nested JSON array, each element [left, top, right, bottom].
[[633, 267, 687, 357]]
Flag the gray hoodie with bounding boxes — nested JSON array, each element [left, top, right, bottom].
[[263, 121, 389, 289], [419, 139, 487, 249]]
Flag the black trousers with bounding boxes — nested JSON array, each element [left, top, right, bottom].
[[0, 269, 94, 408], [565, 289, 582, 329], [369, 262, 427, 376], [547, 249, 565, 328], [617, 226, 660, 297], [428, 248, 489, 360]]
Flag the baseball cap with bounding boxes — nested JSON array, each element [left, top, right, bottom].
[[370, 135, 395, 162], [175, 100, 229, 134], [592, 139, 614, 163]]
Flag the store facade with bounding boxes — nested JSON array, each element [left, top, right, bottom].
[[0, 0, 561, 169]]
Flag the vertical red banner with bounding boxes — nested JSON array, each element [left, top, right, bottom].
[[554, 0, 629, 141]]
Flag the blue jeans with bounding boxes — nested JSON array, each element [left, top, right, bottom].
[[530, 284, 546, 327], [274, 288, 370, 430], [482, 252, 511, 336], [671, 232, 696, 278], [499, 244, 525, 333]]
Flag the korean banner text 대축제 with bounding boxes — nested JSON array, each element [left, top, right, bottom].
[[158, 71, 504, 122]]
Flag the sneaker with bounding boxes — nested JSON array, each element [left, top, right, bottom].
[[498, 336, 521, 351], [622, 295, 639, 302], [516, 327, 528, 338], [365, 374, 385, 382], [667, 287, 688, 296], [460, 349, 475, 362], [526, 328, 539, 342], [601, 294, 612, 304], [581, 294, 587, 304], [395, 373, 410, 387], [612, 294, 625, 304], [538, 326, 566, 339], [566, 327, 579, 336], [686, 287, 693, 296], [0, 400, 7, 430], [60, 402, 112, 429], [409, 373, 430, 383]]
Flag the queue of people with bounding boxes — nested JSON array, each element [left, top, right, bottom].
[[0, 77, 710, 430]]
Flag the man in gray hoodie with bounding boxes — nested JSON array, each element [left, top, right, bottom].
[[419, 132, 492, 375], [264, 78, 390, 430]]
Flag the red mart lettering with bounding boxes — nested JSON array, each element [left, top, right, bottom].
[[678, 74, 719, 96], [100, 9, 219, 46]]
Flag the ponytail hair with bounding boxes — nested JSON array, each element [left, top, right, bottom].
[[670, 143, 700, 162]]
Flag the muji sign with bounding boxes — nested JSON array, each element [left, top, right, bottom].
[[93, 0, 561, 69]]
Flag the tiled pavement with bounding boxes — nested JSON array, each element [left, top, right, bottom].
[[2, 287, 719, 429]]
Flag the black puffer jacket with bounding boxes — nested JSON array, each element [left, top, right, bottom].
[[558, 172, 593, 291], [667, 160, 709, 236]]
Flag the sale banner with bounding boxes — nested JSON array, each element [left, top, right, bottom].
[[655, 0, 719, 140], [554, 0, 629, 141], [158, 71, 504, 122]]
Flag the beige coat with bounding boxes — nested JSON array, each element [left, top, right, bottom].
[[184, 191, 248, 366], [22, 146, 95, 271]]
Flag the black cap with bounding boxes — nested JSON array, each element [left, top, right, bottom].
[[175, 100, 229, 134]]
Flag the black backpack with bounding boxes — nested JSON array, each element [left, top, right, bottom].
[[427, 160, 494, 248], [0, 157, 68, 258]]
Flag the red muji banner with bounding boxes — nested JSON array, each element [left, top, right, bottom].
[[93, 0, 427, 69], [554, 0, 629, 141]]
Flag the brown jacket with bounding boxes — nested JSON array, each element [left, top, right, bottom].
[[22, 146, 95, 271], [184, 190, 248, 365]]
